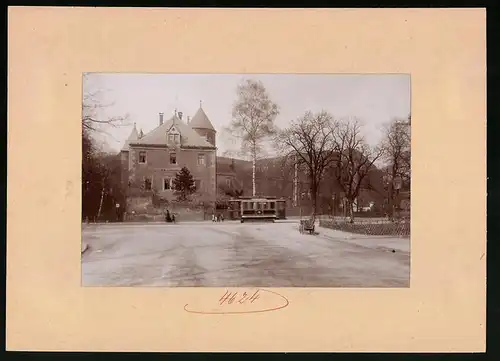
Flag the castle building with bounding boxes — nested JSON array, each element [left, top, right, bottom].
[[120, 104, 217, 208]]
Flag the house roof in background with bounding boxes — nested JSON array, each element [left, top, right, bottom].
[[217, 163, 236, 175]]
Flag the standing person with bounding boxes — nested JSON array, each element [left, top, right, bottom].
[[166, 209, 171, 222]]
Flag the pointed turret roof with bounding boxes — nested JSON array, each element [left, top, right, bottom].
[[189, 102, 215, 131], [121, 123, 139, 151]]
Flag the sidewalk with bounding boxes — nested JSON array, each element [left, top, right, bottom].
[[82, 220, 240, 228], [317, 225, 410, 253], [82, 217, 302, 228]]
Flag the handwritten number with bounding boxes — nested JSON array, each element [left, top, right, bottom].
[[186, 289, 288, 314], [219, 290, 260, 306], [249, 290, 260, 303], [219, 290, 230, 305], [239, 292, 248, 304]]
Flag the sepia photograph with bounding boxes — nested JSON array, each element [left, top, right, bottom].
[[82, 73, 411, 288]]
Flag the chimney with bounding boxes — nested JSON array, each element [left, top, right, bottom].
[[178, 111, 183, 120], [159, 112, 164, 125]]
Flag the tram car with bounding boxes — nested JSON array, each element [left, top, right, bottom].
[[227, 196, 287, 222]]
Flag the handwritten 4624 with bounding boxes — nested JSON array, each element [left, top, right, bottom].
[[219, 290, 261, 305]]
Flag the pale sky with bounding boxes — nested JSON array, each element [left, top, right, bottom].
[[84, 73, 410, 157]]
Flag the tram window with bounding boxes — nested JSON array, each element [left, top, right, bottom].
[[270, 202, 275, 209]]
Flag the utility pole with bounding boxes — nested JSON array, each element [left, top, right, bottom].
[[293, 156, 298, 207], [97, 187, 105, 221]]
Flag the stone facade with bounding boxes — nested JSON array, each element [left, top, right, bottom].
[[121, 106, 218, 212]]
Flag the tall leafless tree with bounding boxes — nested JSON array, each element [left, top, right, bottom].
[[82, 73, 130, 133], [225, 79, 279, 197], [332, 118, 383, 223], [379, 114, 411, 219], [82, 74, 130, 221], [275, 111, 339, 218]]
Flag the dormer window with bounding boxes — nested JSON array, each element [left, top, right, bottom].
[[167, 125, 181, 146], [168, 134, 180, 144]]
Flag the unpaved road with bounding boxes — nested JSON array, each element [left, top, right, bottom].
[[82, 221, 410, 287]]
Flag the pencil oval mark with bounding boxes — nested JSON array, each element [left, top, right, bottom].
[[184, 288, 289, 315]]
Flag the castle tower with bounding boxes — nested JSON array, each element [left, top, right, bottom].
[[120, 123, 139, 192], [189, 101, 216, 147]]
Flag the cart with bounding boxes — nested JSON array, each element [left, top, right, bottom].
[[299, 209, 316, 234]]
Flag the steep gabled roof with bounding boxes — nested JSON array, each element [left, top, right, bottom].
[[190, 106, 215, 131], [121, 123, 139, 151], [129, 115, 214, 149]]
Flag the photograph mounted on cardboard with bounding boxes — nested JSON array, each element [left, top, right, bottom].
[[81, 73, 411, 288]]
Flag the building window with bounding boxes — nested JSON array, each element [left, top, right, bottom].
[[139, 151, 147, 164], [168, 134, 180, 144], [195, 180, 202, 191], [163, 178, 171, 191], [197, 154, 205, 165], [170, 153, 177, 164], [144, 177, 152, 191], [225, 178, 231, 187]]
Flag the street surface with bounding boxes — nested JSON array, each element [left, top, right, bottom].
[[82, 221, 410, 287]]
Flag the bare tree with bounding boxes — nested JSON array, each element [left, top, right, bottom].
[[226, 79, 279, 197], [332, 118, 383, 223], [275, 111, 338, 217], [379, 114, 411, 219], [82, 74, 130, 222], [82, 73, 130, 134]]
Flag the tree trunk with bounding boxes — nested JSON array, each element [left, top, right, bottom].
[[97, 187, 105, 221], [310, 181, 318, 219], [348, 199, 355, 224], [252, 147, 256, 197], [387, 183, 394, 221]]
